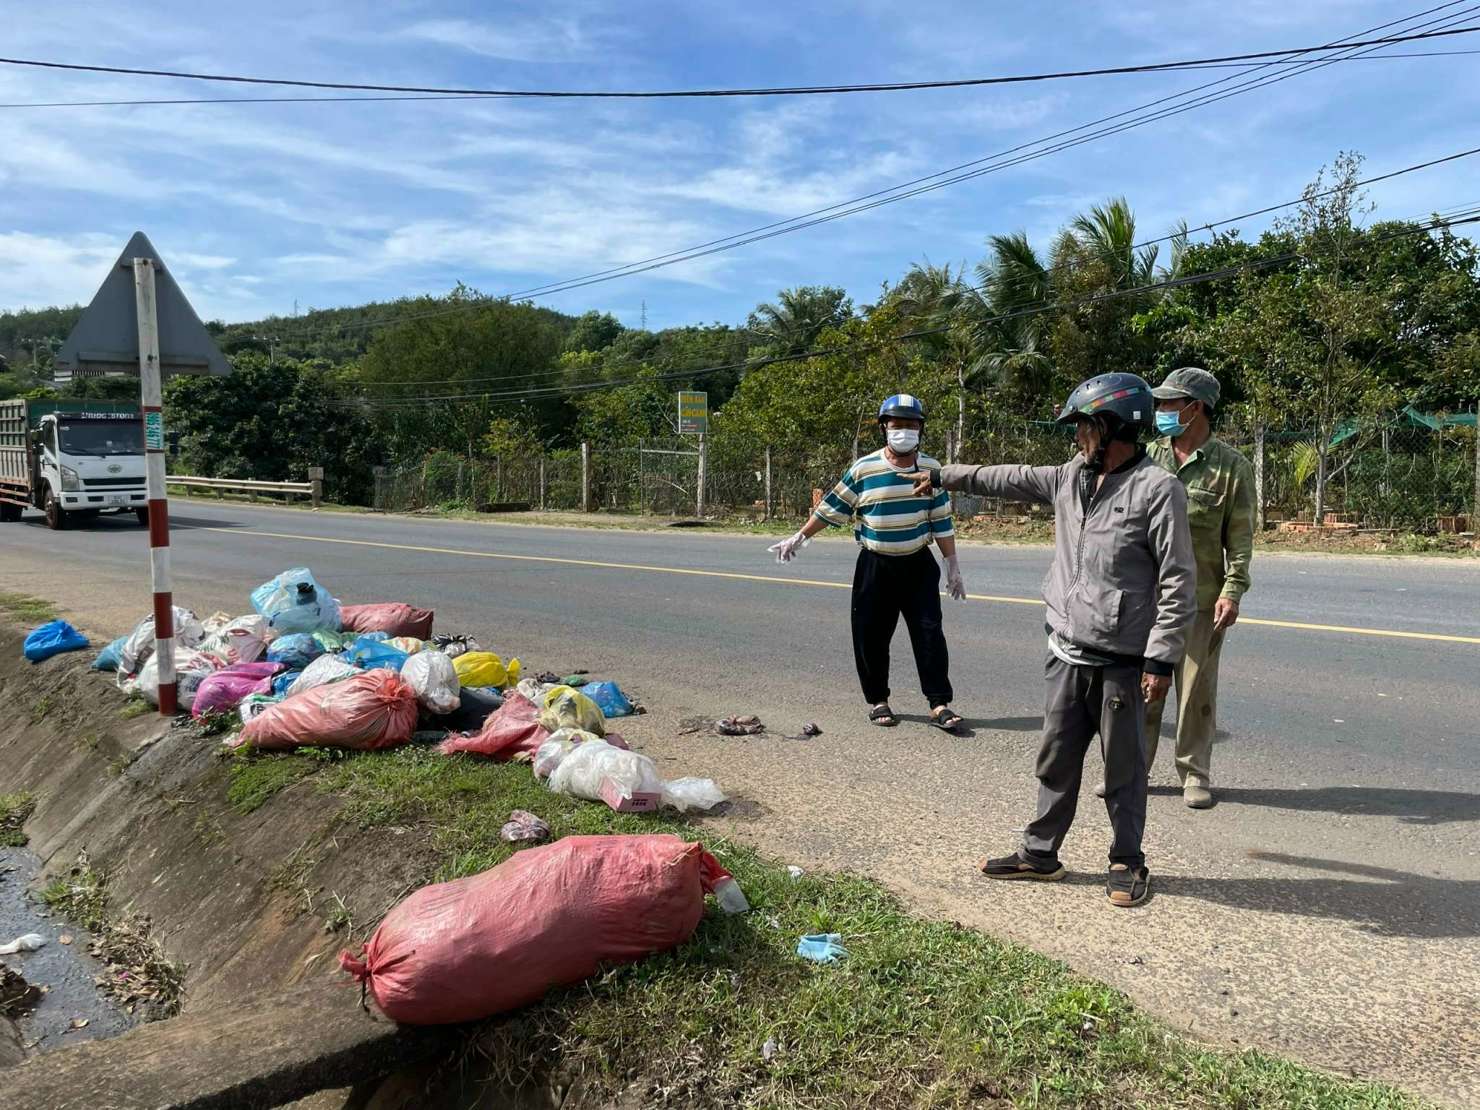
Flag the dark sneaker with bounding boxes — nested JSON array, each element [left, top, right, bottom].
[[1106, 863, 1151, 907], [978, 852, 1065, 881]]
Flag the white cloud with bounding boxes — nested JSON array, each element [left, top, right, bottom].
[[399, 16, 597, 63]]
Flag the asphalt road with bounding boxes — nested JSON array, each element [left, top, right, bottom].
[[3, 501, 1478, 1104]]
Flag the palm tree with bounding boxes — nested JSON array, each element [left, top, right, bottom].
[[747, 286, 854, 356], [1067, 197, 1160, 291]]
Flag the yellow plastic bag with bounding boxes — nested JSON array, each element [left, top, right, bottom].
[[537, 685, 605, 736], [453, 651, 521, 689], [388, 637, 424, 655]]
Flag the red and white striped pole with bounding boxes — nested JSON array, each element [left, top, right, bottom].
[[133, 258, 176, 716]]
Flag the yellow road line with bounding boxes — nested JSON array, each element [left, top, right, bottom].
[[212, 527, 1480, 645]]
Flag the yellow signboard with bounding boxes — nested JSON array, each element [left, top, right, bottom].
[[678, 391, 709, 435]]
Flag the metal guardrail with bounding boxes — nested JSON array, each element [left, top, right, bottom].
[[167, 468, 323, 508]]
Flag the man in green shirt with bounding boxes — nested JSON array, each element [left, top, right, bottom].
[[1139, 367, 1254, 809]]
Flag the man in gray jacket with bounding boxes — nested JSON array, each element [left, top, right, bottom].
[[916, 372, 1196, 906]]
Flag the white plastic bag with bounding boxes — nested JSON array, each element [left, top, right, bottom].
[[118, 607, 206, 675], [198, 614, 268, 665], [401, 650, 461, 715], [201, 611, 232, 636], [515, 678, 556, 704], [532, 737, 578, 779], [132, 647, 221, 707], [286, 654, 359, 698], [547, 740, 662, 802], [661, 777, 728, 814]]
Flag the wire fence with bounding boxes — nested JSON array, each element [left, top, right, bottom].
[[370, 417, 1478, 532]]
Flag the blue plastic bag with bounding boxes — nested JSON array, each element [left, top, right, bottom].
[[91, 635, 129, 672], [583, 681, 634, 718], [250, 567, 341, 635], [265, 633, 324, 670], [271, 670, 303, 697], [24, 620, 90, 664], [796, 934, 848, 964], [344, 635, 409, 673]]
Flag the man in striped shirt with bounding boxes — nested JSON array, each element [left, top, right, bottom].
[[768, 395, 967, 731]]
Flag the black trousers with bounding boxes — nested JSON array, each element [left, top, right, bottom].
[[851, 547, 953, 708]]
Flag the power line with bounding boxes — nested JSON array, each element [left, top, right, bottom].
[[1, 27, 1476, 101], [6, 50, 1480, 110], [339, 141, 1480, 392], [275, 2, 1479, 339], [325, 206, 1480, 410]]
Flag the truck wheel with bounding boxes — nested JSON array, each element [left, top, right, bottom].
[[135, 507, 150, 527], [45, 493, 68, 531]]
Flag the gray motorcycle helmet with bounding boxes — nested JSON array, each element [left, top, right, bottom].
[[1054, 372, 1156, 437]]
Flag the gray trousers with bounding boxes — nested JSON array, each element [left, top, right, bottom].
[[1022, 656, 1149, 869]]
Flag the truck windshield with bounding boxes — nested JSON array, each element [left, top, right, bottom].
[[57, 420, 144, 457]]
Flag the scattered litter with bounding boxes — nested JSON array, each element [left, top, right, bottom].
[[339, 602, 434, 639], [58, 934, 73, 946], [500, 810, 551, 843], [661, 777, 728, 814], [233, 670, 418, 752], [717, 715, 764, 736], [801, 722, 822, 737], [787, 866, 805, 880], [560, 673, 589, 687], [532, 671, 562, 685], [712, 875, 750, 914], [762, 1038, 777, 1062], [238, 693, 281, 723], [516, 677, 559, 704], [68, 1017, 89, 1030], [0, 934, 46, 956], [796, 934, 848, 963], [550, 740, 662, 811], [339, 835, 736, 1024], [23, 620, 90, 663]]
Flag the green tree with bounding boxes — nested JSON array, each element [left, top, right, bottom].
[[746, 286, 854, 356]]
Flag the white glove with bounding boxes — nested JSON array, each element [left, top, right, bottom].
[[945, 555, 966, 601], [768, 530, 811, 564]]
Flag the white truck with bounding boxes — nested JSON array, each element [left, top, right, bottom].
[[0, 399, 149, 529]]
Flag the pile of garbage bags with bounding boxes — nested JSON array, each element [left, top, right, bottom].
[[88, 565, 724, 815]]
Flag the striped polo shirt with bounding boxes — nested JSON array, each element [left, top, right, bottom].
[[814, 449, 955, 555]]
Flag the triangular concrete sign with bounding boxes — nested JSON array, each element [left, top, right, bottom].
[[54, 231, 232, 380]]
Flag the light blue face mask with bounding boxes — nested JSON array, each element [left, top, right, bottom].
[[1156, 407, 1191, 437]]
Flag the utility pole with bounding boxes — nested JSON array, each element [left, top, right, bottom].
[[134, 258, 176, 717], [696, 434, 707, 518]]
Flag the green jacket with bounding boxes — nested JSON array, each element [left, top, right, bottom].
[[1148, 436, 1255, 609]]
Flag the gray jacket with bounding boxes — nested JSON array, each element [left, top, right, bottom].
[[940, 452, 1197, 672]]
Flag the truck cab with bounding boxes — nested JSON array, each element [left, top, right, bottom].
[[0, 400, 149, 529]]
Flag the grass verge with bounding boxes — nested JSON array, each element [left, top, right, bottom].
[[0, 790, 36, 847], [222, 743, 1418, 1108], [0, 592, 58, 624], [40, 851, 186, 1021]]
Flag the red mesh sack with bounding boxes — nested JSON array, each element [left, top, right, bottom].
[[235, 669, 418, 751], [339, 834, 730, 1024], [438, 691, 549, 760], [339, 603, 434, 639]]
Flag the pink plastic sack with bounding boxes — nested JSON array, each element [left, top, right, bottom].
[[191, 661, 285, 719], [234, 670, 418, 751], [439, 691, 550, 760], [339, 834, 730, 1024], [338, 603, 434, 639]]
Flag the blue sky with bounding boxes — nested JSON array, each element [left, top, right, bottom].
[[3, 1, 1478, 328]]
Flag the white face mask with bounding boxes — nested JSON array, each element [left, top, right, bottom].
[[886, 428, 920, 454]]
